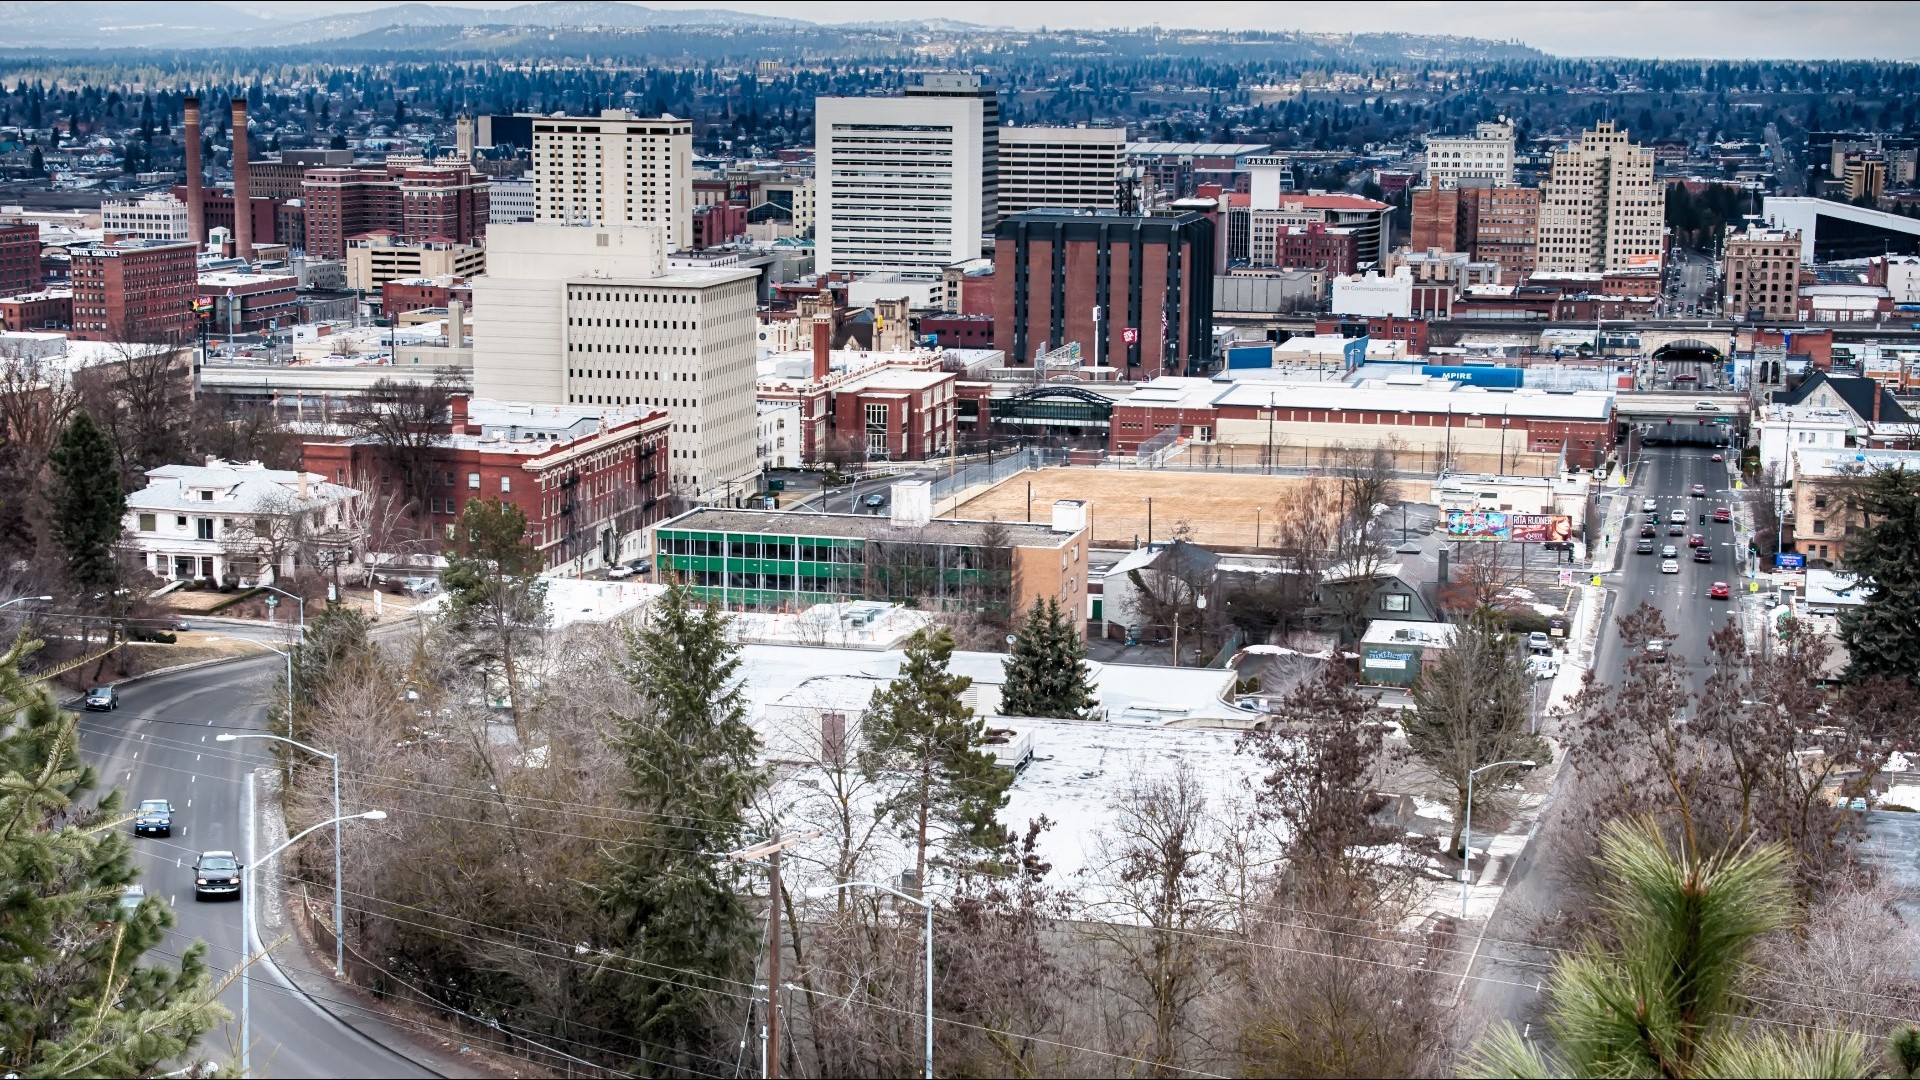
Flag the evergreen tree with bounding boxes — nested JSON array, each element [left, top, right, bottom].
[[999, 597, 1099, 721], [1837, 466, 1920, 684], [440, 497, 546, 724], [602, 584, 763, 1073], [863, 627, 1009, 889], [47, 411, 125, 597], [0, 636, 225, 1073]]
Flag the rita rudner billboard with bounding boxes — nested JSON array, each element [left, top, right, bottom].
[[1443, 510, 1573, 544]]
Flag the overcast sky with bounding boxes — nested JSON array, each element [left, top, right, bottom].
[[236, 1, 1920, 60]]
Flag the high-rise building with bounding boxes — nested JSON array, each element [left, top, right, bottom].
[[1424, 121, 1517, 186], [301, 160, 490, 259], [992, 209, 1214, 379], [102, 193, 191, 242], [489, 176, 535, 223], [815, 74, 997, 277], [1236, 195, 1394, 269], [0, 222, 42, 297], [1410, 182, 1540, 279], [1843, 155, 1887, 202], [529, 110, 692, 249], [997, 127, 1127, 214], [1723, 225, 1802, 322], [471, 223, 759, 499], [68, 238, 197, 343], [345, 235, 488, 292], [1536, 122, 1662, 274]]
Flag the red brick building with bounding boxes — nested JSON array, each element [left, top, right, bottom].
[[756, 327, 958, 463], [0, 222, 42, 296], [68, 239, 197, 343], [993, 209, 1215, 378], [1315, 315, 1430, 355], [1270, 223, 1358, 274], [0, 289, 71, 332], [1411, 184, 1540, 279], [301, 162, 489, 259], [920, 313, 996, 349], [691, 202, 748, 249], [303, 397, 672, 573], [170, 186, 290, 246], [381, 276, 473, 321], [198, 271, 300, 335]]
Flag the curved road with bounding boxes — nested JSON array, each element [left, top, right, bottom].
[[74, 655, 436, 1079]]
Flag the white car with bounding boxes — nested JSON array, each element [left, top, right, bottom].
[[1669, 509, 1687, 525], [1661, 559, 1680, 574], [1642, 497, 1658, 512], [1694, 400, 1719, 412], [607, 565, 636, 579]]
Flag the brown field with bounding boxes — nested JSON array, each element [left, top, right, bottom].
[[954, 467, 1333, 549]]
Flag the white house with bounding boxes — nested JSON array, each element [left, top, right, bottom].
[[125, 459, 360, 587]]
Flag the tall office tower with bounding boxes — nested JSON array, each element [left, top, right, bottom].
[[1536, 121, 1662, 273], [472, 223, 760, 499], [1424, 121, 1517, 185], [1411, 181, 1541, 278], [995, 126, 1125, 214], [815, 74, 997, 276], [529, 110, 692, 249]]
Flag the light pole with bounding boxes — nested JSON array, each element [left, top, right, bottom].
[[808, 881, 934, 1080], [238, 810, 385, 1080], [0, 595, 51, 609], [218, 637, 294, 744], [1461, 759, 1536, 920], [219, 732, 347, 977], [254, 582, 305, 635]]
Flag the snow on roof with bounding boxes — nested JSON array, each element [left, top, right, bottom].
[[130, 460, 356, 515]]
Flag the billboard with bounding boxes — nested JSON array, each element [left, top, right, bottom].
[[1342, 335, 1369, 370], [1443, 510, 1573, 543], [1421, 364, 1524, 389], [1226, 343, 1275, 369], [1775, 552, 1806, 570]]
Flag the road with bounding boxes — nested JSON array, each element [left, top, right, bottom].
[[809, 465, 941, 513], [1461, 443, 1741, 1028], [1664, 247, 1719, 318], [75, 656, 437, 1079], [1765, 122, 1806, 197]]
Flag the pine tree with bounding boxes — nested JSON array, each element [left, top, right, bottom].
[[1837, 466, 1920, 685], [0, 636, 225, 1074], [47, 411, 125, 597], [863, 627, 1009, 889], [999, 597, 1099, 721], [440, 497, 546, 724], [602, 584, 763, 1073]]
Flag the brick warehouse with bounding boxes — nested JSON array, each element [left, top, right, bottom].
[[303, 396, 672, 574], [993, 209, 1214, 378]]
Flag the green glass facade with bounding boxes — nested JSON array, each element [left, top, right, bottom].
[[654, 526, 1011, 611]]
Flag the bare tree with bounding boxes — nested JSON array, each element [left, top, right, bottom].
[[0, 342, 79, 568], [190, 393, 304, 471], [343, 373, 467, 515], [1744, 460, 1787, 560], [1332, 439, 1400, 559], [1127, 539, 1220, 665], [73, 339, 194, 488]]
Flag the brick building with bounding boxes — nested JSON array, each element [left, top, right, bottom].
[[303, 396, 672, 574], [1315, 315, 1429, 355], [1723, 225, 1803, 322], [1260, 223, 1357, 274], [993, 208, 1214, 378], [0, 222, 42, 296], [755, 324, 958, 464], [381, 276, 473, 321], [69, 239, 197, 343], [691, 202, 748, 250], [198, 271, 300, 335], [1409, 183, 1540, 279], [169, 186, 290, 247], [0, 288, 70, 332], [302, 161, 489, 260]]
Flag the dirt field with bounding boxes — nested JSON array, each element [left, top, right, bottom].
[[1168, 442, 1560, 478], [955, 467, 1336, 549]]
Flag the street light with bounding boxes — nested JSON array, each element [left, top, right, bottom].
[[807, 881, 934, 1080], [253, 583, 305, 634], [1461, 759, 1536, 920], [219, 732, 347, 978], [216, 637, 295, 745], [0, 595, 52, 609], [237, 810, 385, 1080]]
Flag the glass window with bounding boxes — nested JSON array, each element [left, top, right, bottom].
[[1382, 593, 1412, 613], [138, 513, 156, 532]]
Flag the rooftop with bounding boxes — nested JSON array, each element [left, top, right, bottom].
[[655, 507, 1081, 549], [131, 459, 355, 515]]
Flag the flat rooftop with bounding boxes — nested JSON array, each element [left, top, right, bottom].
[[657, 507, 1079, 548]]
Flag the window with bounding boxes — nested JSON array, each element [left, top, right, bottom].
[[199, 489, 213, 501], [138, 513, 156, 532], [1812, 519, 1826, 535], [196, 518, 214, 540], [500, 476, 511, 493], [176, 515, 187, 527], [468, 472, 481, 489], [1382, 593, 1412, 613]]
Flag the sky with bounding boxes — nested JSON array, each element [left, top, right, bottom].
[[231, 1, 1920, 61]]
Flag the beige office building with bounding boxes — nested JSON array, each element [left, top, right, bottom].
[[530, 110, 693, 250], [998, 127, 1127, 213], [345, 235, 487, 292], [1536, 122, 1663, 273], [1722, 226, 1802, 321], [472, 222, 759, 498]]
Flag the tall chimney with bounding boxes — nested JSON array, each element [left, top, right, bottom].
[[183, 96, 204, 248], [811, 313, 833, 381], [231, 98, 252, 261], [447, 299, 465, 348]]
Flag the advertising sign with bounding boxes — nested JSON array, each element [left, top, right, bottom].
[[1122, 327, 1139, 344], [1341, 335, 1369, 370], [1443, 510, 1574, 543], [1774, 552, 1806, 570]]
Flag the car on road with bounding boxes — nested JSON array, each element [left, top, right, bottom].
[[1636, 538, 1655, 554], [1693, 547, 1713, 563], [862, 493, 887, 509], [83, 685, 118, 711], [1660, 544, 1679, 558], [1713, 506, 1732, 523], [607, 564, 636, 579], [193, 851, 242, 900], [1688, 533, 1706, 548], [1526, 631, 1552, 654], [116, 883, 146, 920], [1640, 523, 1657, 538], [1693, 399, 1717, 411], [1690, 484, 1706, 497], [1527, 655, 1560, 681], [1669, 509, 1687, 524], [1642, 497, 1658, 512], [1710, 581, 1731, 600], [1645, 639, 1670, 662], [1668, 523, 1686, 536], [1661, 559, 1680, 574], [134, 799, 173, 837], [1711, 453, 1724, 462]]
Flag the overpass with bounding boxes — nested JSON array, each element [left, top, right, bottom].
[[1615, 391, 1747, 447]]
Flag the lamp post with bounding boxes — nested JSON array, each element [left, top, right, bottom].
[[238, 810, 385, 1079], [220, 637, 294, 744], [808, 881, 935, 1080], [219, 732, 347, 977], [1461, 759, 1536, 920], [254, 582, 305, 635], [0, 595, 51, 609]]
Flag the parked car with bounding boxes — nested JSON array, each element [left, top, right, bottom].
[[1526, 631, 1552, 654], [607, 564, 637, 580], [1661, 559, 1680, 574], [134, 799, 173, 837], [1636, 538, 1656, 554], [1693, 547, 1713, 563], [1712, 506, 1732, 523], [1710, 581, 1731, 600], [193, 851, 243, 900], [83, 685, 118, 711]]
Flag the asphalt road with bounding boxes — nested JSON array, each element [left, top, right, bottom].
[[1461, 443, 1741, 1029], [1665, 247, 1719, 318], [811, 466, 940, 513], [74, 656, 435, 1079]]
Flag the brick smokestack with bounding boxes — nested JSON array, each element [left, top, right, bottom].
[[231, 98, 252, 261], [184, 97, 204, 248], [811, 313, 833, 381]]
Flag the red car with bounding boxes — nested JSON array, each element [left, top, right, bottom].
[[1688, 533, 1706, 548], [1690, 484, 1706, 497], [1710, 453, 1724, 462], [1709, 581, 1730, 600], [1712, 506, 1731, 523]]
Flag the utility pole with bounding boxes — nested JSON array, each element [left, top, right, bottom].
[[727, 830, 819, 1080]]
